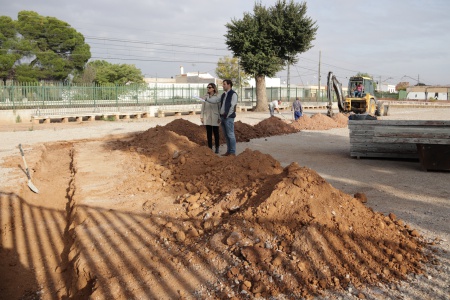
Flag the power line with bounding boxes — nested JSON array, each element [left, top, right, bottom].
[[90, 56, 220, 64], [85, 36, 227, 52]]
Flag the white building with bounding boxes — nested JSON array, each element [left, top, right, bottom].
[[406, 86, 450, 100], [248, 77, 281, 87], [378, 83, 397, 93]]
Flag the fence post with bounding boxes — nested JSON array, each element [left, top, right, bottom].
[[42, 84, 45, 112], [155, 83, 158, 105], [115, 84, 119, 111], [69, 83, 72, 106], [136, 84, 139, 105], [12, 83, 16, 111]]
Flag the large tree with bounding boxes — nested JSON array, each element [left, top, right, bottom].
[[0, 16, 21, 83], [225, 0, 317, 111], [77, 60, 144, 85], [215, 56, 249, 88], [0, 11, 91, 82]]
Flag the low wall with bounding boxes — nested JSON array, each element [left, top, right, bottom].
[[0, 106, 158, 124], [0, 109, 34, 124], [0, 102, 335, 124]]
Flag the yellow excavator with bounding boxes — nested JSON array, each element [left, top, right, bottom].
[[326, 71, 384, 117]]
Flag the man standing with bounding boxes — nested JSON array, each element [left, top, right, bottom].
[[220, 79, 238, 156], [268, 100, 281, 117], [292, 97, 303, 120]]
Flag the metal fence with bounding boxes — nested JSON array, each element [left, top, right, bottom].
[[1, 82, 330, 115], [241, 86, 328, 103]]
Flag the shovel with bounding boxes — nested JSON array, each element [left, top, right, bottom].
[[18, 144, 39, 194]]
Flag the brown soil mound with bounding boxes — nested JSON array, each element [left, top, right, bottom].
[[158, 118, 206, 146], [291, 114, 315, 130], [2, 114, 428, 299], [149, 114, 346, 148], [105, 120, 428, 298], [234, 120, 266, 142], [332, 112, 350, 126], [290, 113, 348, 131], [253, 116, 299, 136]]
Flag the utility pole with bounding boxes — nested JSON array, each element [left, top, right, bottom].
[[317, 51, 321, 101]]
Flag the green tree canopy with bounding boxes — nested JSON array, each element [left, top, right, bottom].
[[0, 11, 91, 82], [355, 72, 373, 79], [215, 56, 250, 88], [0, 16, 21, 82], [225, 0, 317, 110], [77, 60, 144, 85]]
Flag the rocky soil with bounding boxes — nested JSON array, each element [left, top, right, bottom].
[[0, 108, 448, 299]]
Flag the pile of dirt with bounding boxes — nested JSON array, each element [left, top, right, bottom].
[[253, 117, 299, 136], [106, 115, 428, 298], [290, 113, 349, 131], [161, 113, 348, 148], [2, 113, 430, 299]]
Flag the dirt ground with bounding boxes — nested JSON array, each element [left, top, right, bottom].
[[0, 108, 449, 300]]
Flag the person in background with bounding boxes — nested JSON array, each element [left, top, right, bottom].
[[201, 83, 221, 153], [268, 100, 281, 117], [355, 83, 364, 97], [220, 79, 238, 156], [292, 97, 303, 120], [352, 83, 358, 97]]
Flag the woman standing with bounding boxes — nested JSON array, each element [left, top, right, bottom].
[[201, 83, 221, 153]]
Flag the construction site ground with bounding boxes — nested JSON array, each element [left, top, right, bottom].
[[0, 107, 449, 300]]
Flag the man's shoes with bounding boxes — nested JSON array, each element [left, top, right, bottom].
[[215, 148, 219, 154], [222, 152, 236, 157]]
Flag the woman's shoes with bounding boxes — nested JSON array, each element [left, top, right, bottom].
[[215, 147, 219, 154]]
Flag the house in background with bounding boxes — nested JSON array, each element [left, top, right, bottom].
[[406, 86, 450, 100], [144, 66, 219, 88], [378, 83, 397, 93], [174, 66, 218, 85]]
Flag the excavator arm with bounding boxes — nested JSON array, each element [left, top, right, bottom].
[[327, 71, 346, 114]]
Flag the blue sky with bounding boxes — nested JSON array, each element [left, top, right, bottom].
[[2, 0, 449, 85]]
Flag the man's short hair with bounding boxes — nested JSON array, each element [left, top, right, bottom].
[[223, 79, 233, 87]]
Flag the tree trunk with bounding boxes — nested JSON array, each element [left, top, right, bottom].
[[254, 74, 268, 112]]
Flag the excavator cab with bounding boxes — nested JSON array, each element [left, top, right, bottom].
[[348, 76, 374, 98], [327, 71, 383, 116]]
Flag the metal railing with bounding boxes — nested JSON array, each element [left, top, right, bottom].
[[1, 82, 333, 115]]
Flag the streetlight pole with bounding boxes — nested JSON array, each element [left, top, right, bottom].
[[317, 50, 321, 101]]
